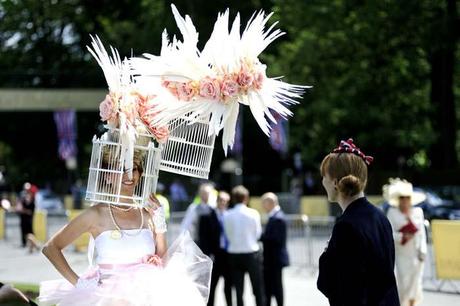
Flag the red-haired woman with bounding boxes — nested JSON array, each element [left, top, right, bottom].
[[317, 139, 399, 306]]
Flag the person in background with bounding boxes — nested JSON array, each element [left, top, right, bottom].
[[169, 179, 189, 211], [16, 182, 36, 248], [384, 178, 427, 306], [208, 191, 232, 306], [182, 183, 222, 303], [180, 183, 215, 242], [260, 192, 289, 306], [156, 182, 170, 222], [71, 179, 84, 210], [317, 139, 399, 306], [224, 185, 264, 306]]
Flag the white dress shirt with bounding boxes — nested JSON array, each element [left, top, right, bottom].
[[224, 203, 262, 254]]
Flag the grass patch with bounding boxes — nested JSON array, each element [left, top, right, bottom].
[[11, 283, 39, 305]]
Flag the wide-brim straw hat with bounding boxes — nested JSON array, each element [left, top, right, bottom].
[[382, 178, 427, 206]]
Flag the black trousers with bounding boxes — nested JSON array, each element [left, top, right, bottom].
[[208, 249, 232, 306], [228, 252, 265, 306], [263, 265, 284, 306], [20, 214, 33, 247]]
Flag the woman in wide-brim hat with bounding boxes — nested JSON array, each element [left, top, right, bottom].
[[384, 178, 427, 306]]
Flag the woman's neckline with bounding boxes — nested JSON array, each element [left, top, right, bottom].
[[93, 228, 152, 241]]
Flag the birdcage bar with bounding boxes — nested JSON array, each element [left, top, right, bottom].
[[159, 114, 216, 179]]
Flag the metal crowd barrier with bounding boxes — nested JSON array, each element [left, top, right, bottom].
[[284, 215, 335, 270], [166, 212, 337, 271], [4, 209, 458, 293]]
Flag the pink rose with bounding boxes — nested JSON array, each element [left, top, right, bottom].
[[162, 80, 179, 98], [99, 94, 117, 122], [142, 111, 159, 124], [149, 125, 169, 143], [176, 82, 197, 101], [253, 71, 265, 90], [199, 77, 221, 100], [221, 77, 239, 98], [136, 94, 157, 117], [236, 68, 254, 88], [120, 100, 137, 125], [140, 109, 161, 133]]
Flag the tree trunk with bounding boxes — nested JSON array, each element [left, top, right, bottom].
[[429, 0, 458, 169]]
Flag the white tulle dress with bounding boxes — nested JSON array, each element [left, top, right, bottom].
[[39, 229, 212, 306]]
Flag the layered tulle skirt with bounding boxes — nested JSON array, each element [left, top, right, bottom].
[[39, 233, 212, 306]]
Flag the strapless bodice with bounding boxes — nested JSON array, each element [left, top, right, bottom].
[[94, 228, 155, 264]]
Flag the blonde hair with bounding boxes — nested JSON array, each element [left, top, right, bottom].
[[261, 192, 279, 206], [232, 185, 250, 204], [101, 148, 145, 175], [320, 153, 368, 197]]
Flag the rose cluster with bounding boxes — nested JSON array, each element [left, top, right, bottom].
[[98, 92, 169, 143], [162, 65, 265, 103]]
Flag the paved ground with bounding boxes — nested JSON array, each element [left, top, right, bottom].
[[1, 213, 459, 305]]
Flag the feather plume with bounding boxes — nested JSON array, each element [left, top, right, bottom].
[[130, 5, 310, 153]]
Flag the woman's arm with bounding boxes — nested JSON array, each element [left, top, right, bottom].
[[386, 208, 403, 244], [145, 194, 168, 258], [42, 206, 98, 285], [414, 208, 427, 258], [155, 233, 167, 258]]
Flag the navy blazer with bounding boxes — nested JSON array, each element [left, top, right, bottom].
[[261, 209, 290, 268], [197, 209, 221, 257], [317, 197, 399, 306]]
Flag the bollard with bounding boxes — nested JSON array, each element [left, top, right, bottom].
[[33, 210, 48, 242], [0, 209, 4, 239], [64, 195, 74, 211], [67, 209, 90, 252]]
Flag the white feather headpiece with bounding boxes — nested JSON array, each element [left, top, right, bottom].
[[87, 35, 169, 178], [130, 5, 310, 154]]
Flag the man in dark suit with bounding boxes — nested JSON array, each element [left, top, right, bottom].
[[208, 191, 233, 306], [197, 206, 221, 257], [261, 192, 289, 306]]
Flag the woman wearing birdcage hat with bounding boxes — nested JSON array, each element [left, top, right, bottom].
[[384, 178, 427, 306], [38, 135, 213, 306], [38, 19, 212, 306], [39, 3, 308, 305]]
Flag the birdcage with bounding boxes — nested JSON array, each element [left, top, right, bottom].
[[159, 114, 216, 179], [85, 128, 161, 207]]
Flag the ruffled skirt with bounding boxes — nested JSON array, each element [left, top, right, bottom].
[[39, 233, 212, 306]]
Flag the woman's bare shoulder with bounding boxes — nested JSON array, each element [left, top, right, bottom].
[[81, 203, 107, 220]]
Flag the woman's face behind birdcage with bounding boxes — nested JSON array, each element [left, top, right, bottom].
[[120, 164, 142, 196], [101, 150, 145, 197]]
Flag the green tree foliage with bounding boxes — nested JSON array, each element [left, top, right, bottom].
[[269, 0, 458, 171], [0, 0, 168, 87], [0, 0, 272, 87], [0, 0, 458, 190]]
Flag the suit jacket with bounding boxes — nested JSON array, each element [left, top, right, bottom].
[[317, 197, 399, 306], [261, 209, 290, 268], [197, 208, 221, 257]]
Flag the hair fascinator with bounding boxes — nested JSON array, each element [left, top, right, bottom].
[[332, 138, 374, 165]]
